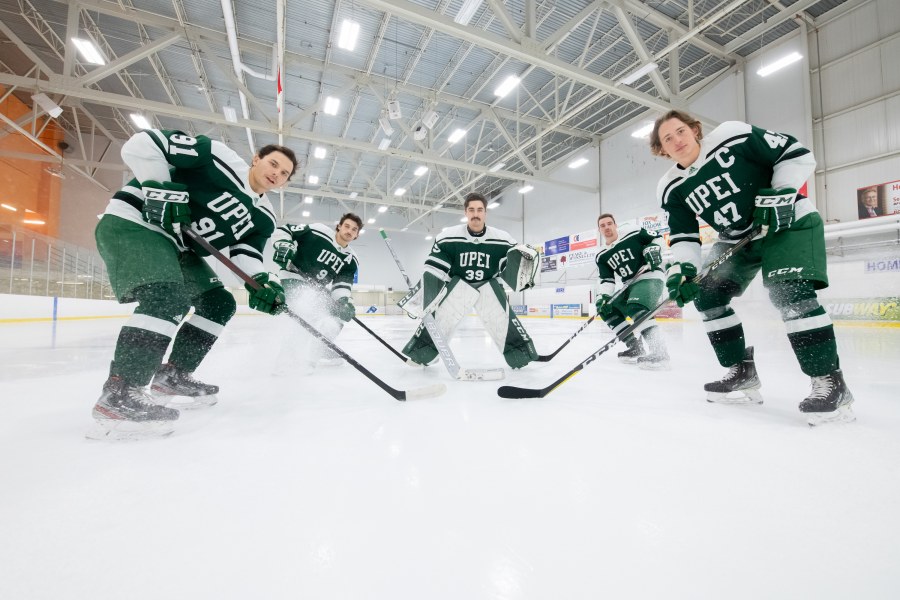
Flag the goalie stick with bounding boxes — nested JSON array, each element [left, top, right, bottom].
[[535, 265, 651, 362], [379, 229, 505, 382], [184, 229, 445, 401], [498, 230, 759, 399]]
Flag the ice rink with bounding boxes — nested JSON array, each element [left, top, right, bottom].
[[2, 310, 899, 599]]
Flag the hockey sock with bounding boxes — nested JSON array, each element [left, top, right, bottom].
[[168, 287, 236, 373], [699, 304, 746, 368], [769, 280, 837, 377], [112, 283, 191, 385]]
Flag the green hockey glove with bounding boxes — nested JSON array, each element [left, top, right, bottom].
[[665, 262, 699, 307], [246, 272, 285, 315], [642, 245, 663, 270], [334, 297, 355, 322], [753, 188, 796, 237], [595, 294, 614, 321], [141, 180, 191, 248], [272, 239, 297, 270]]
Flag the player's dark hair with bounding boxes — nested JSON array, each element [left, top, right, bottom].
[[257, 144, 299, 177], [337, 212, 363, 231], [464, 192, 487, 210], [597, 213, 616, 225], [650, 110, 703, 158]]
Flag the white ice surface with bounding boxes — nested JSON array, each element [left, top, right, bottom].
[[1, 310, 899, 599]]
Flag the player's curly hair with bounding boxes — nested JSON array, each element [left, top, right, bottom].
[[649, 110, 703, 158]]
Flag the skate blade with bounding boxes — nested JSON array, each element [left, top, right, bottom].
[[85, 419, 175, 442], [457, 368, 505, 381], [151, 392, 218, 410], [806, 405, 856, 427], [706, 388, 763, 405]]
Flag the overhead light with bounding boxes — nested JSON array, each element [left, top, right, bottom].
[[323, 96, 340, 115], [130, 113, 152, 129], [378, 138, 391, 151], [631, 122, 654, 138], [314, 146, 327, 159], [304, 196, 313, 204], [425, 235, 433, 240], [757, 51, 803, 77], [487, 201, 500, 209], [401, 227, 408, 231], [460, 217, 468, 222], [367, 218, 376, 224], [619, 62, 658, 85], [568, 157, 589, 169], [413, 125, 427, 141], [454, 0, 483, 25], [308, 174, 319, 184], [72, 38, 106, 65], [223, 105, 238, 123], [448, 128, 466, 144], [489, 162, 505, 172], [302, 210, 310, 217], [434, 203, 444, 210], [378, 206, 388, 213], [494, 75, 520, 98], [387, 100, 402, 120], [518, 184, 534, 194], [414, 165, 428, 177], [31, 93, 63, 118], [337, 19, 360, 51], [379, 117, 394, 136], [349, 192, 358, 198], [23, 219, 46, 225], [1, 204, 18, 211], [394, 188, 406, 196], [422, 110, 439, 129]]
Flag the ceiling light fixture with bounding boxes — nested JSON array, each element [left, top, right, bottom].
[[1, 204, 17, 212], [304, 196, 313, 204], [314, 147, 327, 159], [494, 75, 520, 98], [422, 110, 439, 130], [454, 0, 483, 25], [308, 175, 319, 184], [130, 113, 152, 130], [367, 218, 376, 224], [631, 123, 654, 139], [568, 157, 589, 169], [757, 51, 803, 77], [31, 93, 63, 118], [72, 38, 106, 65], [618, 62, 658, 85], [349, 192, 358, 198], [487, 201, 500, 209], [518, 184, 534, 194], [323, 96, 340, 115], [489, 162, 505, 172], [394, 188, 406, 196], [425, 235, 433, 240], [378, 206, 388, 213], [223, 106, 238, 123], [378, 138, 391, 151], [379, 117, 394, 136], [337, 19, 360, 51], [448, 128, 466, 144], [302, 210, 310, 217], [414, 165, 428, 177]]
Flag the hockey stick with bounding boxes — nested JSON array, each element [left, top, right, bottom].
[[535, 265, 652, 362], [279, 263, 413, 365], [183, 229, 445, 401], [498, 230, 759, 399], [379, 229, 505, 382]]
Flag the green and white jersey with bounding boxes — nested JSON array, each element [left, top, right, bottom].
[[104, 129, 277, 277], [271, 223, 359, 301], [657, 121, 816, 268], [594, 226, 664, 297], [425, 224, 517, 287]]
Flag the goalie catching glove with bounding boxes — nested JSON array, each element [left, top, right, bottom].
[[246, 272, 285, 315], [272, 239, 297, 270], [753, 188, 796, 237], [141, 180, 191, 250], [665, 262, 699, 307], [501, 244, 539, 291]]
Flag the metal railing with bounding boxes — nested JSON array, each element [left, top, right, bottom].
[[0, 223, 113, 300]]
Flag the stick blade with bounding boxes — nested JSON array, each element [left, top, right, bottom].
[[497, 385, 546, 399], [403, 383, 447, 401], [458, 368, 505, 382]]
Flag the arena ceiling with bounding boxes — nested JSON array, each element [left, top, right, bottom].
[[0, 0, 855, 223]]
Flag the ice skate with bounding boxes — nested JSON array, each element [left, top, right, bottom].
[[150, 363, 219, 410], [637, 327, 670, 371], [617, 334, 645, 364], [88, 376, 179, 441], [704, 346, 763, 404], [800, 369, 856, 427]]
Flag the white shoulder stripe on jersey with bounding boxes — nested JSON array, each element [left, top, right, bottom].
[[425, 255, 452, 270]]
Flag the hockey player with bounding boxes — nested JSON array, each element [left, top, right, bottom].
[[651, 110, 854, 425], [269, 213, 362, 368], [594, 213, 669, 370], [402, 192, 539, 369], [92, 129, 297, 438]]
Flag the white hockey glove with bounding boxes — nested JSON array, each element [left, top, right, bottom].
[[501, 244, 540, 291]]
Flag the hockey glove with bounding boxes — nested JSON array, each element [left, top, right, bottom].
[[753, 188, 796, 237], [642, 245, 663, 270], [665, 262, 699, 307], [246, 272, 286, 315], [595, 294, 615, 321], [141, 180, 191, 249], [334, 297, 355, 322], [272, 240, 297, 270]]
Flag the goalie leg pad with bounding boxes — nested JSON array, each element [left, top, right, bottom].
[[433, 277, 479, 336], [475, 279, 538, 369], [501, 244, 539, 291]]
